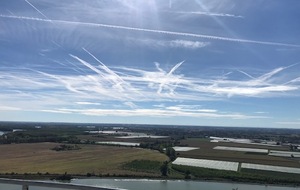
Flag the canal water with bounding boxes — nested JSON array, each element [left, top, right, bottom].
[[1, 178, 300, 190], [0, 183, 66, 190], [71, 178, 300, 190]]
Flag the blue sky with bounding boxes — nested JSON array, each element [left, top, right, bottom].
[[0, 0, 300, 128]]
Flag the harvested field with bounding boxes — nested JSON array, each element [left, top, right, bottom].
[[0, 143, 167, 176]]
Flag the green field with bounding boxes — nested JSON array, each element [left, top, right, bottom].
[[0, 143, 168, 176]]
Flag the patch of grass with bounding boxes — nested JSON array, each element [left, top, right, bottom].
[[51, 144, 81, 151], [123, 160, 162, 173], [241, 168, 300, 180]]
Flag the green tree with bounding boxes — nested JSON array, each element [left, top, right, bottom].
[[160, 161, 169, 176], [185, 170, 191, 179], [166, 147, 176, 161]]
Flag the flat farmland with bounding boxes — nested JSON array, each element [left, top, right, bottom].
[[0, 143, 167, 176], [178, 138, 300, 168]]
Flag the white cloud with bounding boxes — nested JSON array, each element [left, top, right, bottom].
[[255, 111, 268, 114], [76, 102, 101, 106], [0, 106, 22, 111], [124, 102, 138, 109], [0, 58, 299, 111], [42, 107, 267, 120], [169, 40, 210, 49], [41, 109, 72, 114], [166, 105, 217, 113], [134, 39, 210, 49]]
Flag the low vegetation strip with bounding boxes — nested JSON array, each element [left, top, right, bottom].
[[172, 157, 239, 171], [241, 163, 300, 174], [122, 160, 162, 174], [213, 146, 268, 153]]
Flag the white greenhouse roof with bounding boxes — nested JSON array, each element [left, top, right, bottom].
[[172, 157, 239, 171], [172, 146, 199, 151], [96, 141, 140, 146], [214, 146, 268, 153]]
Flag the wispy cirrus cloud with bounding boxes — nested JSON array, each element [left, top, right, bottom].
[[41, 109, 72, 114], [0, 106, 22, 111], [166, 106, 217, 113], [124, 102, 138, 109], [169, 40, 210, 49], [76, 102, 101, 106], [0, 47, 299, 121], [132, 38, 210, 49], [1, 54, 298, 108], [255, 111, 268, 114]]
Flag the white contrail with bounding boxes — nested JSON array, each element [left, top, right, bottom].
[[167, 61, 184, 76], [169, 0, 172, 9], [82, 48, 124, 81], [70, 53, 126, 92], [24, 0, 49, 19], [258, 62, 299, 82], [82, 48, 128, 91], [69, 54, 105, 78], [164, 11, 243, 18], [237, 70, 256, 79], [154, 62, 164, 73], [1, 14, 300, 48]]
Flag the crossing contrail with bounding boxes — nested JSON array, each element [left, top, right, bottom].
[[24, 0, 49, 19], [158, 61, 184, 94], [1, 14, 300, 48]]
